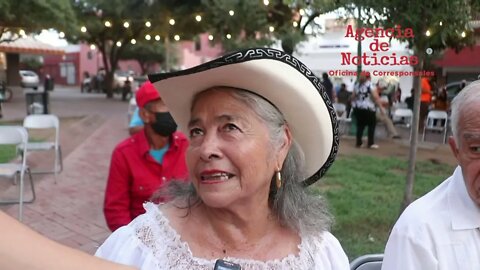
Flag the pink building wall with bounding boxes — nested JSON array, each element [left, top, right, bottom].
[[43, 34, 223, 85], [179, 33, 223, 69]]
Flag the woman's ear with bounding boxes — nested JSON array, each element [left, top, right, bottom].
[[277, 125, 293, 169]]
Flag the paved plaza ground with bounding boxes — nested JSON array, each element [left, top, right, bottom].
[[0, 85, 457, 255]]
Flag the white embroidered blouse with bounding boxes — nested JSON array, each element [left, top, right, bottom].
[[95, 203, 350, 270]]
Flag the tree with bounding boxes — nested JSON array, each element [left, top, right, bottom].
[[119, 42, 165, 75], [201, 0, 337, 54], [368, 0, 479, 212], [0, 0, 76, 43], [69, 0, 205, 97]]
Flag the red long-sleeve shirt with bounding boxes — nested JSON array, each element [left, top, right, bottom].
[[103, 130, 188, 231]]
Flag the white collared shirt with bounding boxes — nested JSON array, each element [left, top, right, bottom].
[[382, 166, 480, 270]]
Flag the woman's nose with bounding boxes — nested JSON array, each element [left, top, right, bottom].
[[199, 132, 223, 161]]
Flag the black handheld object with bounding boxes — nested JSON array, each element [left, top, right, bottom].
[[214, 259, 242, 270]]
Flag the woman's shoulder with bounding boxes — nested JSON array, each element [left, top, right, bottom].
[[301, 230, 350, 268]]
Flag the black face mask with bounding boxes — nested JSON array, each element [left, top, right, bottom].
[[150, 112, 177, 137]]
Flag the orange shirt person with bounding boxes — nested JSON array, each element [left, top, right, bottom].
[[419, 77, 432, 129]]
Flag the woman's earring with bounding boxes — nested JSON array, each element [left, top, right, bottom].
[[276, 170, 282, 189]]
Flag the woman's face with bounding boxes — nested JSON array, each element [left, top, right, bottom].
[[186, 89, 280, 209]]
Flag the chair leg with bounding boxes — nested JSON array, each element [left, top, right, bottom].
[[58, 146, 63, 173], [422, 126, 426, 141]]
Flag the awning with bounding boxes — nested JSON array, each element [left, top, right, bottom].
[[0, 36, 64, 55], [434, 45, 480, 67]]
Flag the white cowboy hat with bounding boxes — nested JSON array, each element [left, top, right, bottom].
[[149, 48, 339, 186]]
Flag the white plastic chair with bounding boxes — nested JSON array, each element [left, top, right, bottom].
[[422, 110, 449, 143], [333, 103, 347, 118], [333, 103, 351, 135], [20, 114, 63, 183], [350, 254, 384, 270], [0, 126, 35, 221], [392, 108, 413, 128]]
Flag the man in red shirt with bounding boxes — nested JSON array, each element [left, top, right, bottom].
[[103, 81, 188, 231]]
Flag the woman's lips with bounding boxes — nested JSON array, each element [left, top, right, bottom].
[[200, 170, 235, 183]]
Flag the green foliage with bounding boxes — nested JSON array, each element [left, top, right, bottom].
[[120, 42, 165, 74], [201, 0, 274, 53], [311, 155, 454, 259], [0, 0, 76, 43], [201, 0, 337, 54], [69, 0, 205, 96]]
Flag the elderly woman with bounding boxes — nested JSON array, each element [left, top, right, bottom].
[[96, 48, 349, 269]]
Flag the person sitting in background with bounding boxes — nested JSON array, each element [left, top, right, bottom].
[[336, 83, 352, 118], [382, 80, 480, 270], [376, 80, 400, 139], [434, 86, 448, 111], [321, 72, 336, 102], [96, 48, 349, 269], [128, 107, 144, 135], [405, 88, 414, 111], [420, 77, 432, 130], [103, 81, 188, 231]]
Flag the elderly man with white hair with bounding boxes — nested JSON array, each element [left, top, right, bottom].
[[382, 80, 480, 270]]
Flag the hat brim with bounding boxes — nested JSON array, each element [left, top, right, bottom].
[[149, 48, 339, 186]]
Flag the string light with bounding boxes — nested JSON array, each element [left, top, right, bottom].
[[439, 21, 443, 26], [169, 19, 175, 25], [58, 32, 65, 38], [461, 31, 466, 38], [81, 26, 87, 32], [229, 10, 234, 16], [155, 35, 161, 41], [263, 0, 269, 5], [116, 41, 122, 47], [131, 39, 136, 44], [90, 44, 96, 50], [145, 34, 151, 40], [299, 9, 305, 16], [226, 34, 232, 39], [293, 21, 298, 27], [174, 35, 180, 41], [19, 29, 26, 37], [123, 22, 130, 28], [195, 15, 202, 22], [145, 21, 151, 27], [269, 26, 274, 32], [425, 30, 431, 36], [208, 34, 214, 41], [105, 21, 112, 27]]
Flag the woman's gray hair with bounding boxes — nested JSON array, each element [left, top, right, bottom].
[[450, 80, 480, 145], [158, 87, 332, 235]]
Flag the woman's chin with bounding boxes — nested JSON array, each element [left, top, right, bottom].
[[199, 192, 237, 209]]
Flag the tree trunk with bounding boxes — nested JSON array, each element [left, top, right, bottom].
[[401, 53, 425, 212], [356, 6, 363, 81]]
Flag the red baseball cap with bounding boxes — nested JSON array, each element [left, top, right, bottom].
[[135, 81, 160, 108]]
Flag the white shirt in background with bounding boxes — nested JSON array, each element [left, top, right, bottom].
[[382, 166, 480, 270]]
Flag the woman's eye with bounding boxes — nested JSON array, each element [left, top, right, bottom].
[[223, 123, 240, 132], [189, 128, 203, 137]]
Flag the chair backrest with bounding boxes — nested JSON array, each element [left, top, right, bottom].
[[393, 108, 413, 118], [425, 110, 448, 129], [426, 110, 448, 120], [23, 114, 59, 129], [334, 103, 347, 117], [23, 114, 60, 144], [350, 254, 384, 270], [0, 126, 28, 146]]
